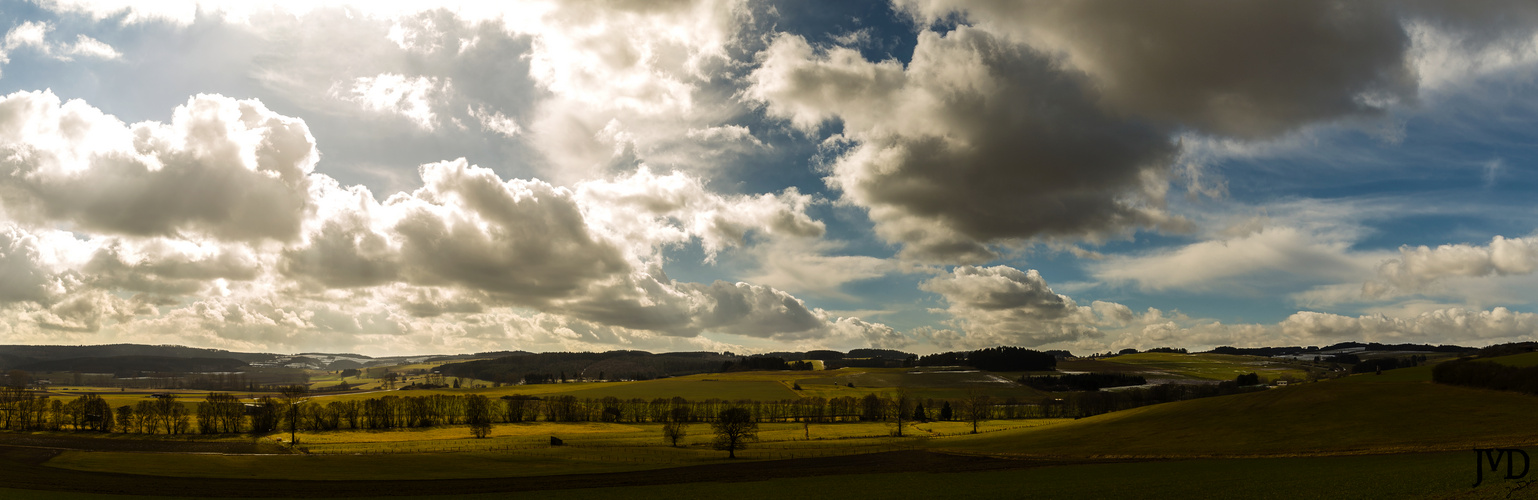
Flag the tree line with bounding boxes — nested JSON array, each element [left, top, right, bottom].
[[1, 380, 1263, 437], [916, 347, 1057, 371], [1432, 358, 1538, 394]]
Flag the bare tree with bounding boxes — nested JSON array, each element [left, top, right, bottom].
[[662, 407, 690, 447], [711, 407, 758, 459], [893, 389, 911, 437], [963, 392, 992, 434], [279, 385, 308, 445]]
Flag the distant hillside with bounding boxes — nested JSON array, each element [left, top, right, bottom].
[[0, 344, 276, 369], [15, 356, 249, 374], [440, 351, 736, 383], [846, 348, 914, 359], [1208, 342, 1472, 357]]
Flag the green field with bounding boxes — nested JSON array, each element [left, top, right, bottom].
[[1485, 351, 1538, 367], [1096, 352, 1318, 382], [798, 368, 1048, 400], [933, 375, 1538, 458]]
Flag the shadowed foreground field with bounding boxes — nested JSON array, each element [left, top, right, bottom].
[[0, 447, 1526, 499], [929, 360, 1538, 459]]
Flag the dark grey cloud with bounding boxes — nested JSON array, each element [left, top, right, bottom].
[[750, 28, 1182, 262], [902, 0, 1418, 138], [554, 273, 827, 340], [281, 211, 400, 289], [84, 239, 260, 296]]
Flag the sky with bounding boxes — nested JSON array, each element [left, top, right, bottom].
[[3, 1, 1538, 356]]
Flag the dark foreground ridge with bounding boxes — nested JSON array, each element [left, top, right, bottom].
[[0, 443, 1070, 497]]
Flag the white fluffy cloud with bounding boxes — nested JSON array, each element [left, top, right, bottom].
[[339, 73, 449, 131], [0, 224, 77, 304], [0, 90, 895, 354], [919, 263, 1538, 353], [1365, 235, 1538, 298], [468, 105, 521, 137], [574, 166, 824, 261], [517, 0, 756, 182], [0, 21, 121, 73], [0, 90, 317, 242]]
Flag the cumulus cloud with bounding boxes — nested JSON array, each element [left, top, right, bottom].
[[515, 0, 757, 181], [272, 157, 845, 343], [0, 21, 121, 72], [281, 181, 400, 289], [0, 90, 899, 354], [83, 238, 260, 297], [574, 166, 824, 261], [686, 125, 765, 150], [747, 29, 1183, 263], [1365, 235, 1538, 298], [0, 224, 76, 304], [920, 265, 1109, 347], [1280, 307, 1538, 345], [391, 158, 631, 302], [468, 105, 521, 137], [915, 263, 1538, 352], [682, 280, 824, 338], [339, 73, 450, 131], [517, 0, 742, 116], [0, 90, 317, 242], [898, 0, 1417, 138]]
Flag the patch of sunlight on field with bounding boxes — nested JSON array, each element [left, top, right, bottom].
[[297, 422, 643, 445], [293, 421, 945, 455], [1100, 352, 1311, 381], [911, 419, 1069, 438], [554, 378, 798, 400], [794, 368, 1045, 400]]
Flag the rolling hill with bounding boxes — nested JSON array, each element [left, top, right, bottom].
[[935, 360, 1538, 457]]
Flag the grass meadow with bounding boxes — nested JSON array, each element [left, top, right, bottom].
[[1095, 352, 1318, 382], [12, 352, 1538, 498]]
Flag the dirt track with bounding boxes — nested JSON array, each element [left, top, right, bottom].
[[0, 444, 1068, 497]]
